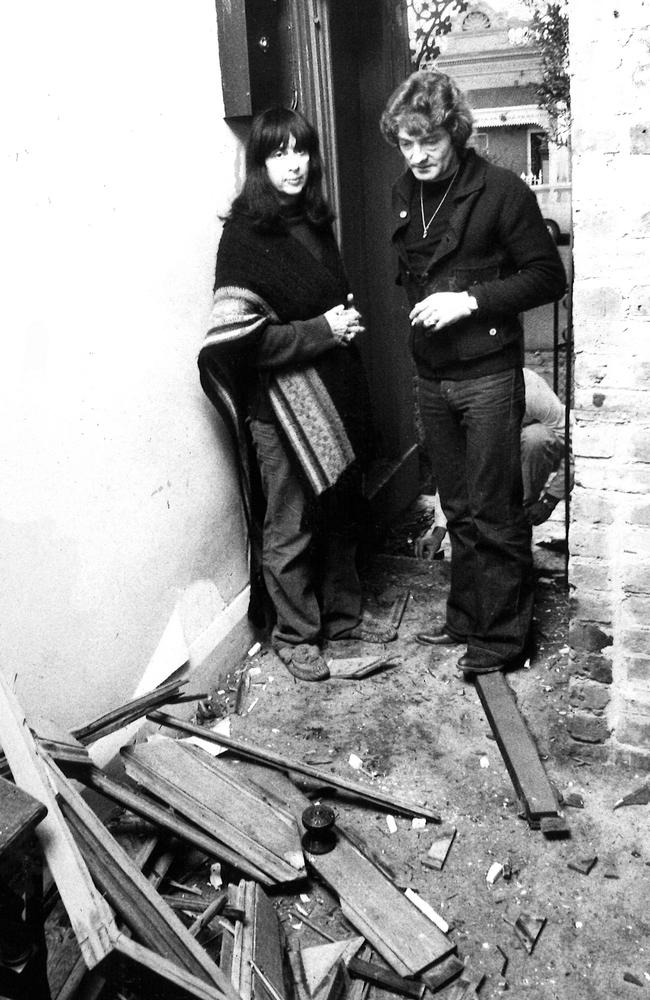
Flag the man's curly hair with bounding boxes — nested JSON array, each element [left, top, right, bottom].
[[380, 70, 474, 152]]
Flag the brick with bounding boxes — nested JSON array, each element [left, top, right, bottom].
[[610, 742, 650, 772], [616, 711, 650, 749], [623, 655, 650, 685], [623, 592, 650, 622], [569, 651, 613, 685], [630, 123, 650, 154], [570, 491, 615, 526], [569, 525, 611, 558], [568, 621, 613, 653], [569, 590, 614, 623], [622, 526, 650, 558], [568, 557, 614, 592], [573, 423, 617, 459], [573, 390, 650, 426], [626, 500, 650, 527], [570, 283, 625, 322], [629, 428, 650, 463], [618, 628, 650, 654], [578, 462, 650, 493], [628, 284, 650, 316], [567, 712, 611, 744], [621, 561, 650, 594], [568, 679, 610, 712]]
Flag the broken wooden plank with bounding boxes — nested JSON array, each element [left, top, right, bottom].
[[43, 753, 238, 999], [112, 933, 235, 1000], [0, 669, 119, 969], [222, 880, 289, 1000], [348, 958, 424, 999], [301, 938, 364, 996], [223, 762, 455, 978], [473, 671, 564, 830], [0, 774, 47, 857], [422, 826, 456, 871], [72, 762, 272, 884], [122, 738, 305, 884], [149, 711, 440, 822], [71, 679, 188, 745]]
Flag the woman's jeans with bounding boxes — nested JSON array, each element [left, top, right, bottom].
[[418, 368, 534, 665], [250, 418, 362, 648]]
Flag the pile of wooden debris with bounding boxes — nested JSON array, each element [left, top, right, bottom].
[[0, 669, 476, 1000]]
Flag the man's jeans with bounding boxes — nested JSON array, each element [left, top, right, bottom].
[[418, 369, 534, 665], [250, 419, 362, 648]]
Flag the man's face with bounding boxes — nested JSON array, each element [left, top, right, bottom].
[[397, 127, 458, 182]]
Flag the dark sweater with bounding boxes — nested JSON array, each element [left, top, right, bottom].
[[391, 149, 567, 379]]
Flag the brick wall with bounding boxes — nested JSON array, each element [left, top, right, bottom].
[[569, 0, 650, 767]]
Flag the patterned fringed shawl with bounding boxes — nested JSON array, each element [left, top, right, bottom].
[[197, 212, 372, 521]]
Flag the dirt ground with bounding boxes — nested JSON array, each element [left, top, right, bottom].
[[217, 497, 650, 1000]]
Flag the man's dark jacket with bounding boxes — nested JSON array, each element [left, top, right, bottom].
[[391, 148, 567, 377]]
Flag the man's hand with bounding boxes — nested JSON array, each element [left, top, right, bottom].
[[525, 494, 559, 526], [409, 292, 476, 331]]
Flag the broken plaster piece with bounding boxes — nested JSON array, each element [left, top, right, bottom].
[[486, 862, 505, 885], [404, 887, 449, 934], [386, 815, 398, 834]]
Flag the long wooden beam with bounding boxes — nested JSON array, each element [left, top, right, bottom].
[[473, 671, 567, 834], [0, 670, 118, 969], [148, 711, 440, 822], [44, 754, 239, 1000]]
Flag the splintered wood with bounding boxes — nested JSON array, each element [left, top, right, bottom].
[[122, 737, 305, 884]]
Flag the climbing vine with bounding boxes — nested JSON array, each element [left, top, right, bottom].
[[406, 0, 468, 68]]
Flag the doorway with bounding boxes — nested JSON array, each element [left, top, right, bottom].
[[276, 0, 421, 527]]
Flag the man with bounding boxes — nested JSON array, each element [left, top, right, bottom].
[[521, 367, 573, 526], [380, 71, 566, 675], [416, 368, 574, 558]]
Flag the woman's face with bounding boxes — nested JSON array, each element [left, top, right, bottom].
[[265, 134, 310, 201], [397, 127, 458, 182]]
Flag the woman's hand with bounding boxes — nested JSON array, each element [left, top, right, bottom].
[[409, 291, 475, 331], [324, 293, 365, 345]]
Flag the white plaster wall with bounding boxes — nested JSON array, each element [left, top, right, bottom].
[[0, 1, 249, 728]]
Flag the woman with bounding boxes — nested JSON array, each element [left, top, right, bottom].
[[198, 108, 395, 682]]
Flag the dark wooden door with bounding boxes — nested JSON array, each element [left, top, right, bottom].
[[277, 0, 420, 527]]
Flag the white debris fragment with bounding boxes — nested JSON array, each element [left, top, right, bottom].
[[210, 862, 223, 889], [247, 642, 261, 657], [386, 815, 398, 834], [412, 817, 427, 830], [348, 753, 363, 770], [249, 666, 262, 677], [300, 893, 311, 904], [486, 862, 504, 885], [480, 755, 490, 768], [182, 716, 231, 756], [404, 887, 449, 934]]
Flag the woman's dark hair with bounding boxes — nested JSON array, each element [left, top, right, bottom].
[[380, 71, 473, 153], [230, 107, 334, 231]]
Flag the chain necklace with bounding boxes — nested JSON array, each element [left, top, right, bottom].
[[419, 165, 460, 238]]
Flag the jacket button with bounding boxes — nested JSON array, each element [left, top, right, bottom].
[[399, 210, 407, 218], [489, 327, 497, 336]]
